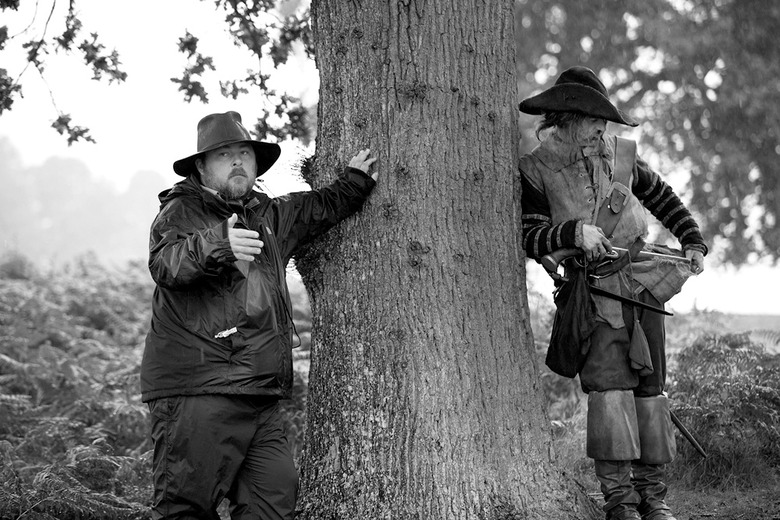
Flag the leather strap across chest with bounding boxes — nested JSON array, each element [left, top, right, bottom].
[[595, 136, 636, 239]]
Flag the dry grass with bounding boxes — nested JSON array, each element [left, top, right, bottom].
[[668, 486, 780, 520]]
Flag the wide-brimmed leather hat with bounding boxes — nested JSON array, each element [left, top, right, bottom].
[[173, 111, 282, 176], [518, 66, 637, 127]]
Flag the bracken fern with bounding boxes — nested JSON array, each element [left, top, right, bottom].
[[0, 252, 312, 519], [669, 333, 780, 489]]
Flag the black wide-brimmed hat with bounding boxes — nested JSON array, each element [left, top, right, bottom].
[[518, 66, 637, 127], [173, 111, 282, 176]]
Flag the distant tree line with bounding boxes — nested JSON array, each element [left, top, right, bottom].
[[0, 140, 167, 264]]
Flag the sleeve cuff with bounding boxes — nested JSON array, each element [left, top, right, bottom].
[[573, 220, 584, 248], [218, 218, 238, 263], [682, 243, 708, 256], [345, 165, 375, 181]]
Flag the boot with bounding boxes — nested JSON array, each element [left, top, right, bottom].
[[632, 462, 676, 520], [595, 460, 641, 520], [608, 508, 642, 520]]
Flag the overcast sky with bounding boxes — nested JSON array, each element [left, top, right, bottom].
[[0, 0, 777, 317], [0, 0, 316, 193]]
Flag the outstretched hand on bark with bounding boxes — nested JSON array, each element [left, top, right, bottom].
[[349, 148, 379, 181]]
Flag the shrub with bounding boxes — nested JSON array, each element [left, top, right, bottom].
[[0, 251, 37, 280], [664, 308, 731, 353], [0, 258, 314, 519], [668, 332, 780, 489], [0, 258, 154, 519], [542, 325, 780, 494]]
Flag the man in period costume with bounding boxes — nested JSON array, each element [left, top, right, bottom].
[[141, 111, 378, 519], [518, 67, 706, 520]]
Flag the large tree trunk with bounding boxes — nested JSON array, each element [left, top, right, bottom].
[[295, 1, 600, 518]]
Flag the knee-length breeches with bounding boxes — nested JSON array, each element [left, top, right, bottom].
[[579, 290, 667, 397]]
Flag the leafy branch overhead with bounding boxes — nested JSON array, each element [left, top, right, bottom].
[[78, 32, 127, 83], [52, 113, 95, 145], [0, 0, 20, 10], [170, 0, 314, 142], [0, 0, 128, 145], [170, 31, 216, 103]]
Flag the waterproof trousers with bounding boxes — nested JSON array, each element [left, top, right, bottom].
[[148, 394, 298, 520]]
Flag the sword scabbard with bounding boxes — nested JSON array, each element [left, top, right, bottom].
[[588, 284, 674, 316], [670, 409, 708, 458]]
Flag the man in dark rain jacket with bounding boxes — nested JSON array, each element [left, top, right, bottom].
[[141, 111, 378, 520]]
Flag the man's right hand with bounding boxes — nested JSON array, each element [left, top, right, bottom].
[[581, 223, 612, 262], [227, 213, 263, 261]]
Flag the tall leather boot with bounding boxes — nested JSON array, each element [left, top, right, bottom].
[[634, 395, 677, 520], [632, 463, 676, 520], [595, 460, 641, 520], [588, 391, 642, 519]]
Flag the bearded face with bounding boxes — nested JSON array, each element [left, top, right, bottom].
[[536, 112, 608, 149], [196, 143, 259, 200], [551, 116, 608, 149], [572, 117, 607, 147]]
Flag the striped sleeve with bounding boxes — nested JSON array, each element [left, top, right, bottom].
[[633, 156, 708, 255], [520, 174, 581, 260]]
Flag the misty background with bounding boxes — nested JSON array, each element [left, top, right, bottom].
[[0, 137, 167, 266]]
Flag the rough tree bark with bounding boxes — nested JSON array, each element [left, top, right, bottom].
[[295, 1, 601, 518]]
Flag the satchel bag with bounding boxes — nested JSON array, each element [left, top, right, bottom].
[[545, 267, 597, 377]]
